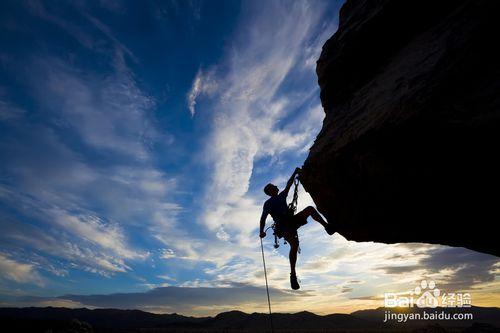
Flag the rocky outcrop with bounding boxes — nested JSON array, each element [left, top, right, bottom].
[[301, 0, 500, 256]]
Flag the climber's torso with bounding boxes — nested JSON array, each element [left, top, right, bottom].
[[263, 191, 289, 222]]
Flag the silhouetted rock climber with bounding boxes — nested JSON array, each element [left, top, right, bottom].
[[259, 167, 335, 290]]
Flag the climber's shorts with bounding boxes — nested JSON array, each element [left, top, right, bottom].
[[277, 208, 309, 239]]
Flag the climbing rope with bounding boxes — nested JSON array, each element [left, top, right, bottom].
[[260, 234, 275, 333]]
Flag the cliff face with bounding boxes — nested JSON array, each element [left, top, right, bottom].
[[301, 0, 500, 256]]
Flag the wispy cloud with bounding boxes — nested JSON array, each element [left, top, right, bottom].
[[187, 68, 217, 117], [23, 0, 96, 50], [418, 247, 499, 291], [200, 1, 332, 234], [49, 208, 145, 261], [0, 253, 43, 286], [128, 2, 342, 305], [178, 1, 339, 294], [0, 9, 181, 278], [0, 99, 25, 121], [33, 58, 156, 158]]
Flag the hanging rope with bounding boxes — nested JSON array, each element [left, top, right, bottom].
[[260, 235, 275, 333]]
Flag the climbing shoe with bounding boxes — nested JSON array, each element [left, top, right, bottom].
[[290, 272, 300, 290], [325, 223, 336, 235]]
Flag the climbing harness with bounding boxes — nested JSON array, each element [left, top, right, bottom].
[[260, 234, 275, 333]]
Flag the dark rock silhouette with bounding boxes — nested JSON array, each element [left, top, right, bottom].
[[301, 0, 500, 256]]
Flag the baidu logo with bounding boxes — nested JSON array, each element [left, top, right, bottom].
[[384, 280, 471, 308], [413, 280, 440, 308]]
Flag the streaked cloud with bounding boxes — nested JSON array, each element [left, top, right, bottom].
[[187, 68, 217, 116], [0, 99, 25, 121], [0, 253, 43, 286], [34, 58, 156, 159], [0, 2, 180, 278], [200, 1, 334, 239]]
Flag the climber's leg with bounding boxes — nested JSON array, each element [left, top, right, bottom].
[[285, 233, 299, 274], [284, 232, 300, 290], [295, 206, 335, 235], [296, 206, 327, 227]]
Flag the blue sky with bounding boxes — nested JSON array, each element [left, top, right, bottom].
[[0, 0, 499, 316]]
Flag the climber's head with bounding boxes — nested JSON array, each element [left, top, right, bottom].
[[264, 183, 279, 196]]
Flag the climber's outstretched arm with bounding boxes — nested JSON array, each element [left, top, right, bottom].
[[281, 167, 301, 197]]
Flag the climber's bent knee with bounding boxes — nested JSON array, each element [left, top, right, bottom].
[[306, 206, 316, 215]]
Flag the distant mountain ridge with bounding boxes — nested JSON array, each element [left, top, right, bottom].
[[1, 306, 499, 332]]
